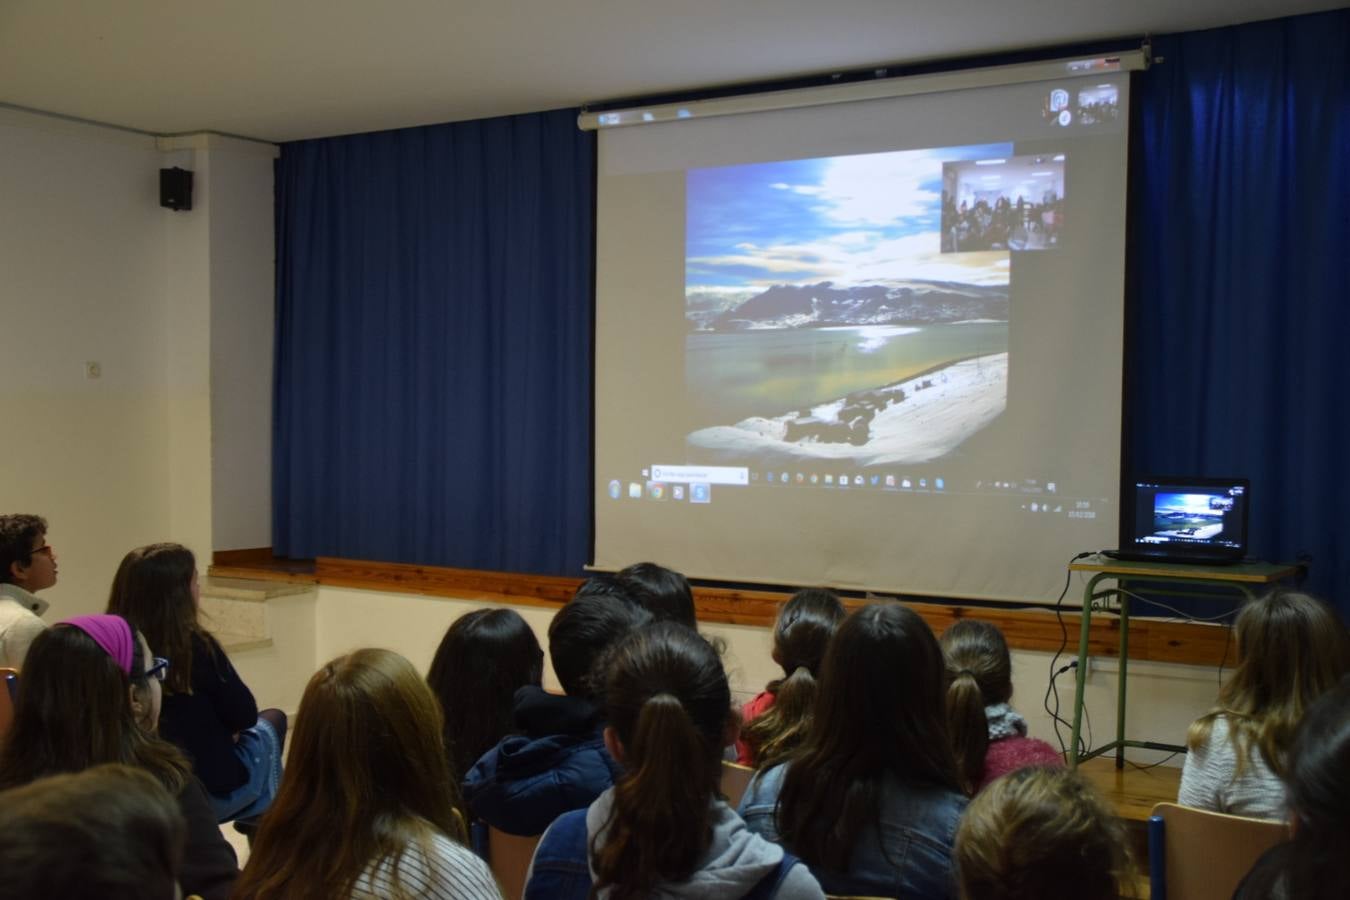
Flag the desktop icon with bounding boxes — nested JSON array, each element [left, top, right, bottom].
[[608, 480, 622, 500], [885, 475, 896, 487], [854, 475, 864, 486], [628, 482, 642, 499], [919, 478, 928, 488], [824, 474, 834, 485], [795, 473, 805, 484], [870, 475, 880, 486], [647, 482, 667, 501], [781, 473, 789, 484], [902, 478, 912, 488], [935, 478, 945, 490], [690, 483, 711, 503], [810, 474, 819, 484]]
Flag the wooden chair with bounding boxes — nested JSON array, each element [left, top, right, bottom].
[[486, 825, 543, 900], [0, 667, 17, 740], [721, 760, 755, 808], [1147, 801, 1289, 900]]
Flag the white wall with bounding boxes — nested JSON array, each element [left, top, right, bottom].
[[0, 108, 276, 617], [0, 109, 174, 617]]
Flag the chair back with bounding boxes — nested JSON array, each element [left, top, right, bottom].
[[1148, 801, 1289, 900], [0, 668, 17, 740], [721, 760, 755, 808], [486, 825, 542, 900]]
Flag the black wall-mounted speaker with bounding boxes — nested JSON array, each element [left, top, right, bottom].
[[160, 167, 193, 211]]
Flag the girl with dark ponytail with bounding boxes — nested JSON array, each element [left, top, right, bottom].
[[524, 622, 824, 900], [940, 620, 1060, 795], [738, 589, 845, 768]]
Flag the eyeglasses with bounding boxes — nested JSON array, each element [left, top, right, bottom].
[[146, 657, 170, 682]]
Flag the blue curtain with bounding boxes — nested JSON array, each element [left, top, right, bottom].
[[272, 108, 595, 574], [1130, 9, 1350, 617]]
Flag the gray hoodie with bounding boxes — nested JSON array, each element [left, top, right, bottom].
[[580, 787, 825, 899]]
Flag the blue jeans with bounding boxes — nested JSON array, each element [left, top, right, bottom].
[[207, 717, 282, 824]]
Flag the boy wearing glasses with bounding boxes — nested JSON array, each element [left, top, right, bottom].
[[0, 514, 57, 668]]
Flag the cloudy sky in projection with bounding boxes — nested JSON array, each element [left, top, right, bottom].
[[687, 143, 1013, 292]]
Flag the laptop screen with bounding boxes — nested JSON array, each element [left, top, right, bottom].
[[1125, 477, 1250, 561]]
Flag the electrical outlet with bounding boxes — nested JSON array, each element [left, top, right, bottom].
[[84, 361, 102, 379]]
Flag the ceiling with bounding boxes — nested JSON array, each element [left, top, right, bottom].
[[0, 1, 1336, 143]]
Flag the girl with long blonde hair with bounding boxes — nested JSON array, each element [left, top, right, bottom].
[[1179, 590, 1349, 818]]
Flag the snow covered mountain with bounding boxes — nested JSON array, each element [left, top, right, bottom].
[[693, 280, 1008, 332]]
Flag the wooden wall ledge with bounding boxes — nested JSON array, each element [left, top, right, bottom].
[[207, 554, 1236, 668]]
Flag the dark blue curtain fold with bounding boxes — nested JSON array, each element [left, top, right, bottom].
[[273, 108, 594, 574], [1130, 9, 1350, 616]]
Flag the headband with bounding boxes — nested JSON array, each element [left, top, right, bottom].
[[62, 614, 135, 675]]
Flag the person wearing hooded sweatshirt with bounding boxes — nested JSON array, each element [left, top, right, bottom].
[[524, 623, 824, 900], [463, 591, 650, 836]]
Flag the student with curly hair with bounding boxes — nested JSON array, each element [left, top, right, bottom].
[[0, 513, 57, 668]]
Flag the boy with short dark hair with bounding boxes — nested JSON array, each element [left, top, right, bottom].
[[0, 514, 56, 668], [463, 589, 652, 835]]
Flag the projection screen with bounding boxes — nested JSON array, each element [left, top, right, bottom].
[[592, 63, 1131, 604]]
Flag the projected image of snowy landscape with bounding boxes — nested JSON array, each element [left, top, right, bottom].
[[685, 145, 1015, 468]]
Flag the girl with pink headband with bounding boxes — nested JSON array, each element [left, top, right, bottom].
[[0, 614, 239, 899]]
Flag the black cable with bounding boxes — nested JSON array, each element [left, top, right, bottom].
[[1044, 658, 1077, 758], [1045, 551, 1099, 757], [1110, 588, 1239, 623], [1123, 750, 1183, 771]]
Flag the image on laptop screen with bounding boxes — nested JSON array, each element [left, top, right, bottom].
[[1126, 478, 1249, 561]]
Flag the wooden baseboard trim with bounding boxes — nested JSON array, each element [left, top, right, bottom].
[[212, 547, 276, 566], [299, 557, 1234, 668]]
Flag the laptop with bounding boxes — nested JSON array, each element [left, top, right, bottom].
[[1110, 476, 1250, 565]]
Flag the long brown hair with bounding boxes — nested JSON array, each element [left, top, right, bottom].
[[591, 623, 731, 899], [955, 766, 1131, 900], [941, 619, 1014, 794], [0, 621, 190, 796], [776, 602, 961, 871], [743, 588, 844, 770], [1276, 678, 1350, 899], [233, 649, 469, 900], [107, 543, 202, 695], [426, 607, 543, 783], [1187, 591, 1350, 778]]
